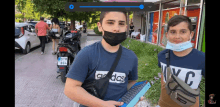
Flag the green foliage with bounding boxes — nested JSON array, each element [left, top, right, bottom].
[[15, 0, 27, 13], [15, 13, 24, 18], [87, 11, 101, 29], [15, 18, 23, 23], [199, 77, 205, 107], [23, 0, 34, 20], [93, 26, 102, 35], [32, 0, 98, 30]]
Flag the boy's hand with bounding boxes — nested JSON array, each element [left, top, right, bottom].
[[104, 100, 124, 107], [134, 96, 144, 107]]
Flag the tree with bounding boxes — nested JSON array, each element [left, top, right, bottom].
[[15, 0, 27, 22], [23, 0, 34, 21], [33, 0, 97, 30]]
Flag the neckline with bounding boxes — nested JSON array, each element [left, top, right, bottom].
[[171, 48, 195, 58], [99, 41, 118, 54]]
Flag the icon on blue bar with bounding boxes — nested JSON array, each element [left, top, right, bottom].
[[69, 4, 74, 9], [139, 4, 144, 9]]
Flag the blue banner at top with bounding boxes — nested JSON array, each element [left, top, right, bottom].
[[65, 2, 156, 12]]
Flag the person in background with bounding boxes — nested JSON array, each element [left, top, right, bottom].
[[35, 17, 50, 55], [129, 22, 135, 36], [83, 21, 87, 33], [50, 17, 61, 55], [136, 29, 141, 39]]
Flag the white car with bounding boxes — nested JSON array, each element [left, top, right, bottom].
[[15, 22, 41, 54]]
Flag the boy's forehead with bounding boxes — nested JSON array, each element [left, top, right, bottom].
[[104, 12, 126, 21], [169, 22, 189, 31]]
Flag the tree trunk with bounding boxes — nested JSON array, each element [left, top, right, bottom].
[[65, 17, 68, 26], [23, 13, 25, 22], [70, 19, 75, 30], [127, 12, 130, 37]]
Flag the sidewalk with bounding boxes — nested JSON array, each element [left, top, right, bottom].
[[15, 32, 102, 107], [87, 29, 102, 36]]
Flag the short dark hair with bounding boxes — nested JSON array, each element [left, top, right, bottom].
[[40, 17, 44, 21], [167, 15, 193, 32], [51, 17, 59, 25], [99, 11, 127, 25]]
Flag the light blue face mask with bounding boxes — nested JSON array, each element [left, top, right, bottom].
[[166, 38, 192, 52]]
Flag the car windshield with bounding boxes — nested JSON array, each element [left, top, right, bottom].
[[15, 27, 21, 36], [28, 22, 37, 26]]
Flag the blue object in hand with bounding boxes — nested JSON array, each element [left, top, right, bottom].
[[118, 80, 151, 107]]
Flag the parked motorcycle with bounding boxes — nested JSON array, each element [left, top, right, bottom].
[[56, 28, 81, 83]]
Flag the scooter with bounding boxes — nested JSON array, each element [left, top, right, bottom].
[[56, 28, 81, 83]]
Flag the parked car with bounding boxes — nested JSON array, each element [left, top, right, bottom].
[[15, 22, 41, 54]]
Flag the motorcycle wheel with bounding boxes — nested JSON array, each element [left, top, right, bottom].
[[61, 57, 71, 83], [61, 71, 67, 83]]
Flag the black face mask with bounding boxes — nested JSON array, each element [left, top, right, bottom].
[[102, 27, 127, 46]]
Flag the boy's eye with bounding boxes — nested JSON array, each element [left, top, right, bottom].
[[170, 31, 175, 34], [107, 22, 114, 24], [119, 23, 125, 25], [180, 31, 186, 33]]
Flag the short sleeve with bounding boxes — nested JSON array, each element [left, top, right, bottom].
[[66, 47, 90, 83], [35, 24, 38, 29], [157, 53, 161, 68], [46, 23, 49, 30], [128, 56, 138, 80], [158, 59, 161, 68]]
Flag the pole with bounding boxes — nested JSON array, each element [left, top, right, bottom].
[[127, 11, 130, 38], [179, 0, 183, 15], [184, 0, 188, 16], [145, 11, 149, 42], [157, 1, 163, 46], [195, 0, 204, 49]]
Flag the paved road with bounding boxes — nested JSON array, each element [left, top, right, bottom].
[[15, 45, 41, 60], [15, 29, 154, 107]]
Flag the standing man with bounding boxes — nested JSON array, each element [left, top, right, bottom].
[[157, 15, 205, 107], [35, 17, 50, 55], [64, 11, 143, 107], [83, 21, 87, 33]]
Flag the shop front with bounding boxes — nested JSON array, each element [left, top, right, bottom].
[[146, 0, 205, 50]]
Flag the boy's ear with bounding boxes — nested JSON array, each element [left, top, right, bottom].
[[97, 22, 104, 36], [166, 32, 168, 40], [97, 22, 102, 32], [190, 31, 194, 39]]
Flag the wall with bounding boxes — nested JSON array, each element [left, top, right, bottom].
[[159, 8, 180, 47], [132, 12, 142, 32]]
